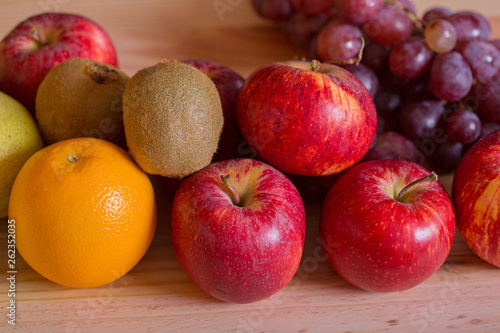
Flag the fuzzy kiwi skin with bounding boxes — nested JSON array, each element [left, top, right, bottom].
[[35, 57, 129, 148], [123, 60, 224, 178]]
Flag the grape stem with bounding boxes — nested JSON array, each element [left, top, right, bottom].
[[396, 171, 438, 202], [324, 37, 365, 66]]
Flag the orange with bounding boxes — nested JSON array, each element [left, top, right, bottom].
[[8, 137, 157, 288]]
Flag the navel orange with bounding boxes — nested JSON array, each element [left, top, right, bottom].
[[8, 137, 157, 288]]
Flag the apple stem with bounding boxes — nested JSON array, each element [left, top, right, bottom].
[[221, 175, 240, 206], [396, 171, 438, 202], [29, 25, 47, 47], [311, 59, 321, 72]]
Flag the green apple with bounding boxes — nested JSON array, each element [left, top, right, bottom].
[[0, 91, 44, 217]]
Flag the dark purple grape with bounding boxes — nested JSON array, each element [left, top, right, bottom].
[[381, 71, 426, 96], [375, 131, 425, 165], [423, 7, 453, 22], [479, 122, 500, 140], [424, 18, 457, 53], [283, 11, 328, 48], [447, 11, 491, 42], [362, 3, 413, 46], [429, 139, 464, 174], [456, 40, 500, 81], [389, 36, 434, 79], [291, 0, 335, 15], [430, 51, 473, 102], [446, 109, 481, 144], [342, 63, 379, 96], [336, 0, 383, 25], [470, 72, 500, 123], [316, 20, 363, 62], [361, 41, 391, 74], [374, 86, 402, 116], [251, 0, 295, 21], [400, 100, 445, 140], [376, 114, 399, 133], [360, 147, 399, 163]]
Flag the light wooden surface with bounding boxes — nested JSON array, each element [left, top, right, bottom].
[[1, 1, 500, 332]]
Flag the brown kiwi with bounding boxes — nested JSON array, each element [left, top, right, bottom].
[[35, 57, 129, 148], [122, 60, 223, 178]]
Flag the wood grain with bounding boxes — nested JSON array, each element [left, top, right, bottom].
[[1, 1, 500, 332]]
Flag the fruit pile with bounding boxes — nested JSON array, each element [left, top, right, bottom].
[[0, 5, 499, 307], [251, 0, 500, 174]]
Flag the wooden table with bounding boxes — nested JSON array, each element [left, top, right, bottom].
[[1, 1, 499, 332]]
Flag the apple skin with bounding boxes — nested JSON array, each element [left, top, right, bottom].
[[0, 12, 118, 114], [320, 159, 455, 292], [171, 158, 306, 303], [236, 60, 377, 177], [452, 130, 500, 267], [181, 59, 245, 162]]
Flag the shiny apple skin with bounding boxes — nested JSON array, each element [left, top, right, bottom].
[[0, 12, 118, 113], [320, 159, 455, 292], [453, 129, 500, 268], [171, 158, 306, 303], [236, 60, 377, 177]]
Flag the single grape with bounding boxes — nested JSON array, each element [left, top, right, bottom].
[[342, 63, 379, 96], [362, 3, 413, 46], [399, 100, 445, 140], [430, 51, 473, 102], [376, 114, 399, 133], [389, 36, 434, 79], [360, 147, 400, 163], [374, 86, 402, 116], [470, 72, 500, 123], [423, 7, 453, 22], [361, 41, 391, 74], [479, 122, 500, 140], [291, 0, 335, 16], [375, 131, 425, 165], [400, 81, 438, 110], [336, 0, 383, 25], [251, 0, 295, 21], [429, 139, 464, 175], [424, 18, 457, 53], [381, 71, 426, 96], [447, 11, 491, 42], [490, 39, 500, 52], [446, 109, 481, 144], [316, 20, 363, 62], [456, 40, 500, 81], [283, 11, 328, 48]]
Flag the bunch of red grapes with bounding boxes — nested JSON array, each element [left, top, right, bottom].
[[251, 0, 500, 174]]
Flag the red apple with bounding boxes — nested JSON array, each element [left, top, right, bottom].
[[181, 59, 245, 162], [237, 60, 377, 177], [171, 158, 306, 303], [453, 129, 500, 267], [320, 159, 455, 292], [0, 12, 118, 114]]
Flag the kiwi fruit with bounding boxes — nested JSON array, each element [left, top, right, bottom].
[[122, 60, 223, 178], [35, 57, 129, 148]]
